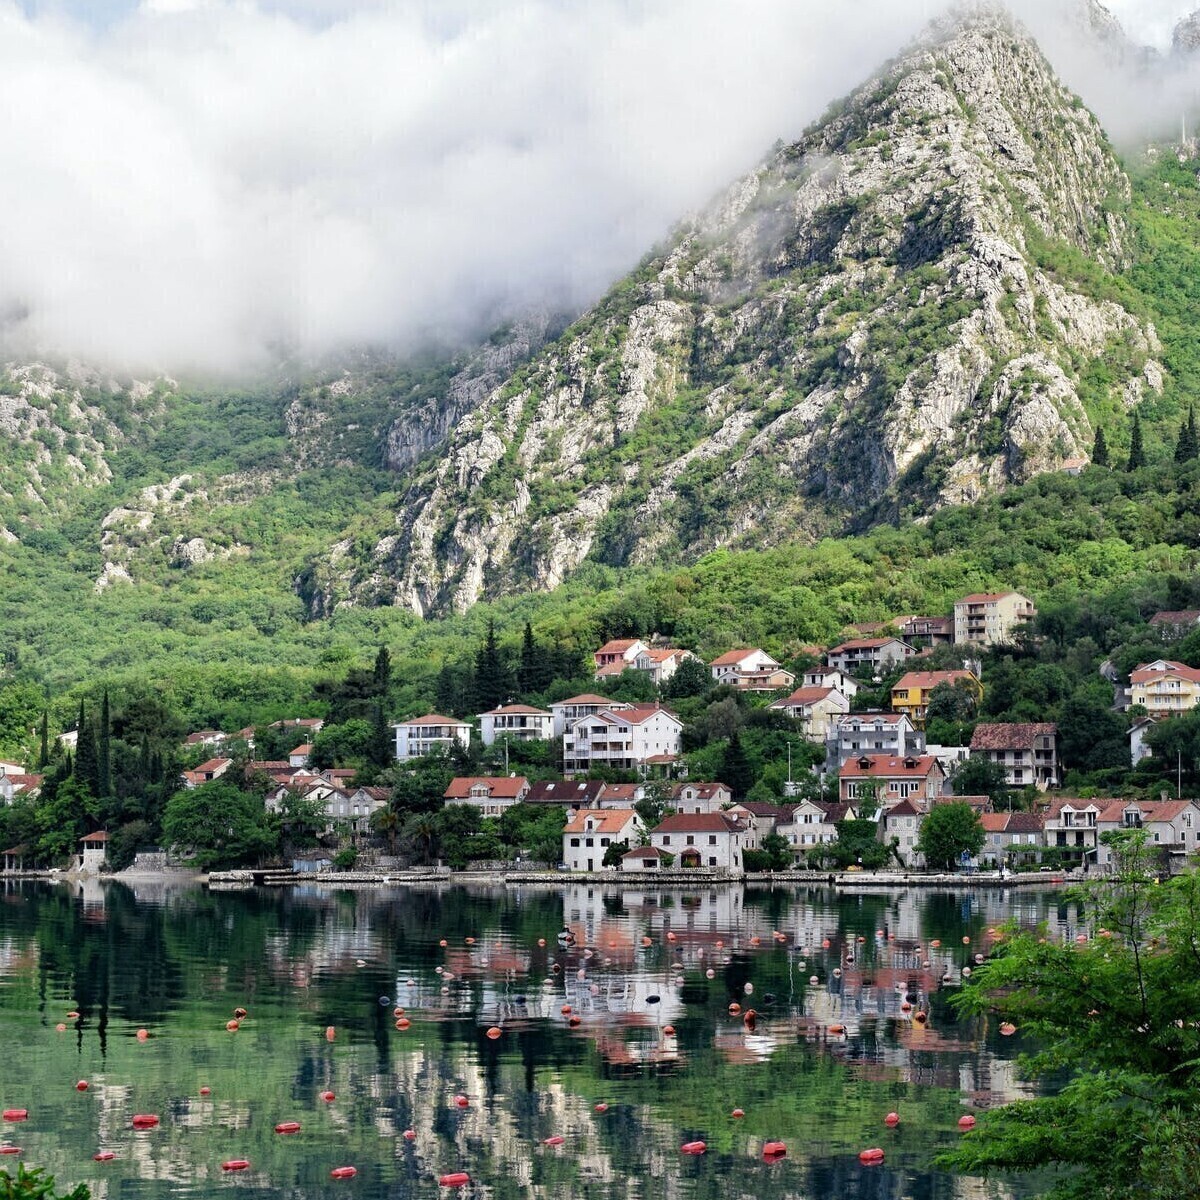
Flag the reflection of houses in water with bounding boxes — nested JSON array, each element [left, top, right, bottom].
[[76, 876, 107, 919]]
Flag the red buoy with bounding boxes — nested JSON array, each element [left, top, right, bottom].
[[453, 1095, 469, 1109], [233, 1008, 248, 1019], [403, 1129, 416, 1141], [662, 1024, 676, 1036], [325, 1026, 336, 1042], [75, 1081, 88, 1092], [55, 1024, 66, 1033], [486, 1027, 502, 1040], [543, 1135, 564, 1146], [731, 1108, 745, 1119], [330, 1166, 357, 1179], [226, 1020, 240, 1032], [884, 1112, 900, 1127], [136, 1029, 149, 1041], [859, 1147, 885, 1165], [93, 1151, 114, 1162], [958, 1115, 976, 1130], [67, 1011, 79, 1019], [439, 1172, 470, 1187], [396, 1018, 411, 1030], [131, 1114, 159, 1129], [274, 1122, 301, 1135], [763, 1141, 787, 1158], [680, 1141, 707, 1155], [594, 1103, 608, 1113], [0, 1146, 19, 1156], [221, 1160, 251, 1172], [199, 1087, 212, 1096]]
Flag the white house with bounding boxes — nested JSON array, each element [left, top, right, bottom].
[[632, 647, 698, 686], [650, 813, 757, 874], [801, 667, 859, 699], [392, 715, 471, 762], [563, 704, 683, 775], [828, 712, 924, 768], [669, 781, 733, 814], [776, 800, 855, 856], [709, 649, 795, 691], [181, 757, 233, 788], [443, 776, 531, 817], [1129, 716, 1156, 767], [288, 743, 313, 769], [1095, 799, 1200, 870], [620, 845, 671, 872], [1043, 798, 1102, 863], [593, 639, 648, 679], [562, 809, 642, 872], [769, 686, 850, 743], [881, 799, 925, 867], [550, 695, 634, 738], [479, 704, 555, 746], [826, 638, 915, 675]]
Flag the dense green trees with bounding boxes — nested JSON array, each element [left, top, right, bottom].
[[161, 781, 276, 869], [915, 802, 984, 870]]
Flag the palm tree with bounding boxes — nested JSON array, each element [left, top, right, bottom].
[[370, 806, 401, 857], [402, 813, 441, 865]]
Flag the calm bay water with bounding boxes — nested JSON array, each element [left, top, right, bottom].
[[0, 878, 1079, 1199]]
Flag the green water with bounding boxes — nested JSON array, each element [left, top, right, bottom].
[[0, 879, 1074, 1198]]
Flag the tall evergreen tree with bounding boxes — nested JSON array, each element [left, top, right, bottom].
[[369, 702, 392, 769], [1178, 406, 1198, 463], [719, 729, 755, 800], [517, 621, 553, 696], [73, 702, 99, 796], [372, 646, 391, 697], [37, 711, 49, 770], [97, 690, 112, 799], [1126, 411, 1145, 471], [1091, 425, 1108, 468], [474, 620, 511, 712]]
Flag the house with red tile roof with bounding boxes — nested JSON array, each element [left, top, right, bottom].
[[1095, 799, 1200, 871], [776, 799, 856, 858], [562, 704, 682, 775], [891, 670, 982, 728], [828, 712, 924, 768], [969, 723, 1059, 789], [769, 686, 850, 742], [1042, 797, 1102, 863], [1148, 610, 1200, 640], [632, 646, 699, 686], [620, 845, 671, 872], [391, 715, 471, 761], [549, 695, 634, 737], [525, 779, 608, 809], [838, 754, 946, 808], [1129, 660, 1200, 719], [649, 812, 758, 873], [826, 637, 915, 675], [708, 649, 795, 692], [479, 704, 554, 745], [881, 799, 925, 867], [668, 781, 733, 815], [562, 809, 642, 872], [593, 639, 648, 678], [181, 757, 233, 789], [444, 776, 531, 817]]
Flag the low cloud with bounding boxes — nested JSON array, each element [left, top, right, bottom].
[[0, 0, 1194, 373]]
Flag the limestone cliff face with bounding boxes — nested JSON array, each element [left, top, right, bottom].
[[324, 6, 1162, 617]]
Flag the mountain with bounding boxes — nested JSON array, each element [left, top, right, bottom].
[[329, 4, 1163, 618]]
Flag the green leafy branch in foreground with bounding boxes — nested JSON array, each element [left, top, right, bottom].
[[0, 1166, 89, 1200], [939, 832, 1200, 1199]]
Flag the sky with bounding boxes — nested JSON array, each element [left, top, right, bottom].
[[0, 0, 1196, 373]]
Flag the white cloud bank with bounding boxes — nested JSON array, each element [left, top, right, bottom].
[[0, 0, 1195, 372]]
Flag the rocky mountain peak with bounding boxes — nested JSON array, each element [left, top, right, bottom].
[[311, 7, 1161, 619]]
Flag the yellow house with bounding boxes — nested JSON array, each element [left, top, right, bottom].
[[890, 670, 982, 728], [1130, 660, 1200, 719]]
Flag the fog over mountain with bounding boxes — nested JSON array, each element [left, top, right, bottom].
[[0, 0, 1195, 371]]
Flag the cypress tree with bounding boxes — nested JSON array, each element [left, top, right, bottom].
[[1126, 412, 1145, 471], [73, 702, 99, 796], [369, 702, 392, 768], [474, 620, 510, 712], [37, 711, 49, 770], [517, 621, 552, 696], [372, 646, 391, 697], [1179, 406, 1199, 462], [1091, 425, 1108, 468], [97, 690, 112, 798], [719, 729, 755, 801]]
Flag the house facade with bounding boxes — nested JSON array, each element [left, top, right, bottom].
[[1129, 716, 1156, 766], [882, 800, 925, 867], [1148, 610, 1200, 640], [182, 757, 232, 788], [632, 647, 697, 686], [392, 715, 472, 761], [969, 723, 1060, 789], [890, 670, 982, 728], [769, 686, 850, 743], [669, 781, 733, 814], [826, 638, 916, 675], [443, 776, 532, 817], [650, 813, 757, 873], [898, 616, 954, 647], [953, 592, 1036, 647], [827, 713, 924, 768], [1042, 798, 1101, 862], [708, 649, 795, 692], [563, 705, 683, 775], [562, 809, 642, 872], [839, 754, 946, 807], [777, 799, 854, 856], [802, 667, 859, 699], [550, 695, 634, 738], [479, 704, 555, 746], [593, 639, 648, 679], [1095, 800, 1200, 870], [1129, 660, 1200, 719]]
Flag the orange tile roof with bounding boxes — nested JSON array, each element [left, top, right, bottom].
[[563, 809, 639, 835], [444, 776, 530, 800], [840, 755, 940, 779]]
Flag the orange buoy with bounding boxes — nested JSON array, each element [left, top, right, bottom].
[[393, 1007, 405, 1018], [728, 1002, 741, 1015], [962, 936, 971, 945], [403, 1129, 416, 1140], [594, 1103, 608, 1113], [930, 939, 941, 948], [680, 1141, 707, 1155], [325, 1026, 336, 1042], [749, 936, 761, 947], [92, 1151, 114, 1161], [274, 1122, 301, 1135], [568, 1016, 581, 1027], [486, 1027, 502, 1040], [55, 1024, 66, 1033], [396, 1018, 411, 1030], [641, 937, 653, 947], [763, 1141, 786, 1158], [67, 1010, 79, 1018], [0, 1146, 19, 1155], [663, 1024, 676, 1036], [884, 1112, 900, 1127], [731, 1108, 745, 1119], [136, 1029, 149, 1041], [199, 1087, 211, 1096], [561, 1004, 572, 1015], [454, 1095, 469, 1109], [543, 1135, 564, 1146], [439, 939, 448, 947], [439, 1173, 470, 1187], [233, 1007, 248, 1019], [859, 1147, 885, 1164], [330, 1166, 357, 1179], [320, 1091, 335, 1103], [131, 1114, 159, 1129], [828, 1024, 845, 1035], [537, 938, 546, 947], [914, 1011, 928, 1024], [465, 937, 475, 945], [226, 1020, 240, 1032], [221, 1160, 250, 1172], [958, 1115, 976, 1130], [900, 1001, 912, 1012], [999, 1022, 1017, 1036]]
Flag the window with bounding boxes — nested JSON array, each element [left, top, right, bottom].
[[708, 835, 717, 845], [585, 838, 594, 847], [662, 836, 671, 846], [570, 838, 580, 847]]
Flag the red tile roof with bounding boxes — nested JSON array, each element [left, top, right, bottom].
[[709, 648, 765, 667], [652, 813, 747, 834], [596, 639, 642, 656], [1149, 610, 1200, 626], [970, 723, 1056, 750], [526, 780, 606, 804], [957, 592, 1019, 603], [830, 637, 908, 652], [894, 670, 977, 691], [885, 799, 922, 818], [444, 776, 530, 800], [771, 686, 839, 707], [1132, 661, 1200, 684], [552, 694, 620, 707], [564, 809, 639, 835], [482, 704, 552, 716], [840, 755, 941, 779]]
